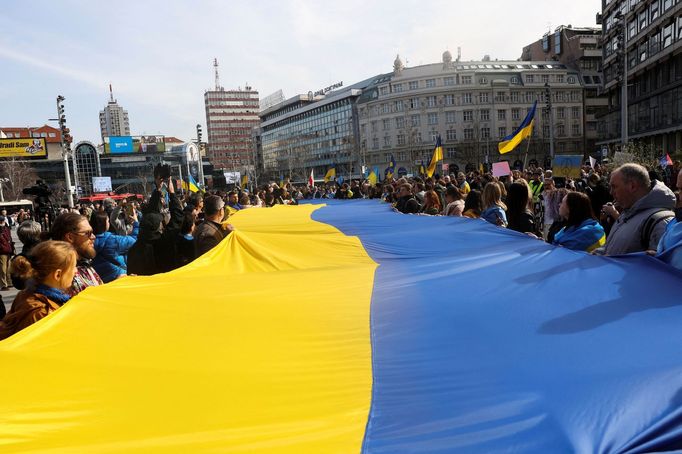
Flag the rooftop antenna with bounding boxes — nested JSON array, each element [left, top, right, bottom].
[[109, 83, 114, 102], [457, 47, 461, 62], [214, 58, 221, 90]]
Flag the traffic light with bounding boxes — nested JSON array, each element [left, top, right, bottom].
[[56, 95, 72, 150]]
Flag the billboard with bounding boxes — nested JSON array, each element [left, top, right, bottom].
[[92, 176, 112, 193], [108, 136, 133, 153], [104, 136, 166, 154], [0, 138, 47, 159]]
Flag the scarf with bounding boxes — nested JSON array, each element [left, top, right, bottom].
[[35, 284, 72, 306]]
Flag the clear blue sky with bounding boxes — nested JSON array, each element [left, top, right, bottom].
[[0, 0, 598, 145]]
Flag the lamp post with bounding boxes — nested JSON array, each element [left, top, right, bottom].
[[544, 83, 555, 159]]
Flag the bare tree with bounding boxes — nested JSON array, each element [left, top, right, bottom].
[[0, 158, 38, 201]]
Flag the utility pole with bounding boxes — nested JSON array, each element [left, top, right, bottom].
[[196, 124, 205, 188], [56, 96, 74, 208], [544, 83, 555, 159]]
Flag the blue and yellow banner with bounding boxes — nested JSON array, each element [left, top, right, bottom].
[[323, 166, 336, 183], [1, 200, 682, 452], [498, 101, 536, 154]]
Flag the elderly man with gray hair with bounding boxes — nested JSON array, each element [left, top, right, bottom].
[[594, 163, 675, 255]]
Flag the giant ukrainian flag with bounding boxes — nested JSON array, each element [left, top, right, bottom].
[[1, 200, 682, 452], [498, 101, 537, 154]]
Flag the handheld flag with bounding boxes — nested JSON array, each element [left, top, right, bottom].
[[660, 153, 673, 168], [385, 154, 396, 179], [589, 156, 597, 169], [498, 101, 537, 154], [187, 174, 201, 193], [241, 174, 249, 188], [419, 161, 426, 176], [368, 169, 377, 186], [324, 166, 336, 183], [308, 168, 314, 187], [426, 136, 443, 178]]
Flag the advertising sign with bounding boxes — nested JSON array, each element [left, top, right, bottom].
[[104, 136, 166, 154], [224, 171, 241, 184], [92, 176, 112, 193], [0, 137, 47, 159], [108, 136, 134, 154], [552, 155, 583, 178]]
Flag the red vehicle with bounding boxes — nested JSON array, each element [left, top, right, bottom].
[[77, 192, 144, 204]]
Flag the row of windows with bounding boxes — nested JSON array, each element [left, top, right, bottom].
[[362, 106, 581, 132], [379, 73, 576, 96], [362, 90, 581, 117], [3, 132, 57, 139], [605, 15, 682, 84], [362, 123, 582, 150]]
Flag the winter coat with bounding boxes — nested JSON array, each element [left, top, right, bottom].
[[0, 225, 13, 255], [395, 195, 421, 214], [0, 291, 61, 340], [194, 220, 228, 257], [595, 181, 675, 255], [127, 190, 183, 276], [92, 222, 139, 283]]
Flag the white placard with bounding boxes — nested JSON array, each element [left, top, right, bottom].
[[223, 171, 241, 184], [92, 176, 112, 193]]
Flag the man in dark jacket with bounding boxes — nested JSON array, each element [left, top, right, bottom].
[[194, 195, 233, 257], [127, 175, 184, 275], [395, 184, 421, 214]]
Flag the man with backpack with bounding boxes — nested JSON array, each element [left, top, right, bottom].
[[594, 163, 675, 256]]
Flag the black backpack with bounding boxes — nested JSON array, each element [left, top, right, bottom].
[[640, 209, 675, 249]]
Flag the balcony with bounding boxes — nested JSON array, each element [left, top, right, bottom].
[[583, 49, 602, 58]]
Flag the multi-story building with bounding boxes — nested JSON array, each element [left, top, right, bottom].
[[259, 78, 372, 182], [204, 85, 260, 172], [99, 85, 130, 141], [521, 25, 608, 155], [598, 0, 682, 152], [357, 53, 586, 174]]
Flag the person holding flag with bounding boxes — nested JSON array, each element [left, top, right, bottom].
[[426, 136, 443, 178], [498, 101, 537, 155]]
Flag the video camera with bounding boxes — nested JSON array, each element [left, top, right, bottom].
[[22, 180, 52, 198]]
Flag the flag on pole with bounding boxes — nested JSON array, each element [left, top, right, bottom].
[[186, 174, 202, 193], [324, 166, 336, 183], [498, 101, 537, 154], [308, 168, 314, 187], [589, 156, 597, 169], [241, 174, 249, 188], [419, 161, 426, 176], [426, 136, 443, 178]]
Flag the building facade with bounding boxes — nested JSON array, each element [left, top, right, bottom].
[[598, 0, 682, 153], [204, 86, 260, 171], [521, 25, 608, 155], [259, 80, 372, 182], [357, 54, 586, 175], [99, 86, 130, 141]]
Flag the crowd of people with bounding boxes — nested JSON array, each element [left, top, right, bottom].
[[0, 160, 680, 340]]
